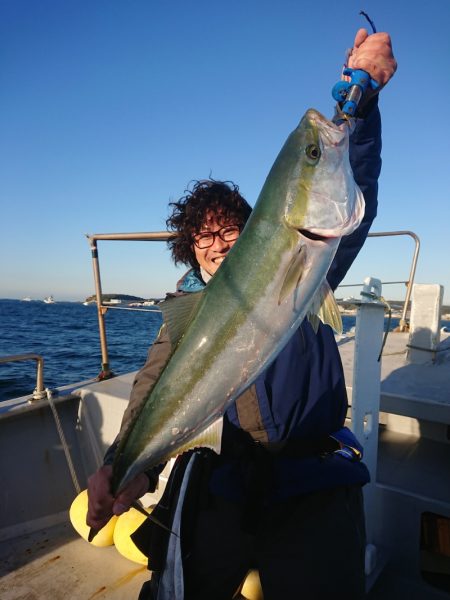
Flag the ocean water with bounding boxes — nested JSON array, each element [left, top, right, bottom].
[[0, 298, 421, 404], [0, 299, 163, 403]]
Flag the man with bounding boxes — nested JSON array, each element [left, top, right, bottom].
[[88, 29, 396, 599]]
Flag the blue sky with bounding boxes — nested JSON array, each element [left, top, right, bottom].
[[1, 0, 449, 304]]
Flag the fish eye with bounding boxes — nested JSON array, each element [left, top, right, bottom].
[[305, 144, 321, 161]]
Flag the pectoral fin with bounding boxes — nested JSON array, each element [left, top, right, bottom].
[[307, 280, 343, 334], [278, 246, 307, 305]]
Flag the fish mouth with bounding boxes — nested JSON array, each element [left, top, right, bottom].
[[299, 229, 329, 242], [299, 225, 343, 242], [305, 108, 347, 146]]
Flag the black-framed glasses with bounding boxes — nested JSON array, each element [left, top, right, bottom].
[[193, 225, 241, 249]]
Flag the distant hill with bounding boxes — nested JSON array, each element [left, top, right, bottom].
[[84, 293, 145, 303], [84, 294, 449, 313]]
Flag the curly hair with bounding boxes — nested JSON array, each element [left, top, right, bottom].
[[166, 179, 252, 269]]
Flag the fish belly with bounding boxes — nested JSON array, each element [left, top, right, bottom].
[[116, 237, 336, 489]]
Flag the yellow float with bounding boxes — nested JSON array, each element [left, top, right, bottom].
[[241, 569, 264, 600], [113, 504, 152, 565], [69, 489, 117, 547], [240, 569, 264, 600]]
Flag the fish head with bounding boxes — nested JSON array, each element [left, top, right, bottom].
[[284, 108, 365, 240]]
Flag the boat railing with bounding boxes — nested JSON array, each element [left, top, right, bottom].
[[338, 230, 420, 332], [0, 353, 46, 402], [85, 229, 420, 378], [85, 232, 174, 379]]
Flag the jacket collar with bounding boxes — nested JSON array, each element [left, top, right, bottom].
[[176, 268, 206, 293]]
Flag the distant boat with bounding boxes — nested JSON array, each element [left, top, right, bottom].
[[44, 296, 55, 304], [103, 298, 122, 305], [21, 297, 32, 302]]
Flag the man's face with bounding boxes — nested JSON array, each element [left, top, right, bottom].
[[192, 212, 241, 276]]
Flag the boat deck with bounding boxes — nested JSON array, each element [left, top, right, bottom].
[[1, 326, 449, 599], [0, 522, 259, 599], [0, 521, 149, 600], [339, 329, 450, 420]]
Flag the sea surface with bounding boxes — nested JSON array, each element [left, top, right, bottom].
[[1, 298, 445, 404], [0, 299, 163, 403]]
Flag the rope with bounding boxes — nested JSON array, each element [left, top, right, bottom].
[[46, 388, 81, 494], [359, 11, 377, 34], [406, 344, 447, 354], [359, 291, 392, 362], [378, 298, 392, 362]]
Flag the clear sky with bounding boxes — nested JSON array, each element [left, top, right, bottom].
[[1, 0, 449, 304]]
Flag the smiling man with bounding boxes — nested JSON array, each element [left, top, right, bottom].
[[166, 180, 251, 282], [193, 221, 241, 273]]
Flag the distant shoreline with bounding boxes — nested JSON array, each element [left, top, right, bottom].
[[2, 298, 450, 323]]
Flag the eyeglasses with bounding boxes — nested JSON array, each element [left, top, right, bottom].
[[193, 225, 241, 249]]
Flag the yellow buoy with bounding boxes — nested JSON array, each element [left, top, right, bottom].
[[113, 505, 151, 565], [241, 569, 264, 600], [69, 489, 117, 547]]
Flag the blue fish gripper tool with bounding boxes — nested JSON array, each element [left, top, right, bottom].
[[332, 68, 379, 118]]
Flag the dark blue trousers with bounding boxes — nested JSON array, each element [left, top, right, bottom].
[[182, 485, 366, 600]]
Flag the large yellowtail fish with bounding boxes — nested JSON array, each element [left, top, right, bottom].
[[112, 109, 364, 493]]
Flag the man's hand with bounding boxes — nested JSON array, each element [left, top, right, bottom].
[[348, 29, 397, 89], [86, 465, 150, 531]]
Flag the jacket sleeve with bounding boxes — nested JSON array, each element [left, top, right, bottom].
[[327, 97, 382, 290], [121, 323, 172, 432], [102, 323, 172, 485]]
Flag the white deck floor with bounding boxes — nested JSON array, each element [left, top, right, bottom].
[[1, 329, 449, 599], [0, 521, 150, 600]]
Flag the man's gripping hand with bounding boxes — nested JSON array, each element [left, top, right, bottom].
[[86, 465, 150, 531], [348, 28, 397, 90]]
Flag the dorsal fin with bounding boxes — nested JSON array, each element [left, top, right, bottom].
[[159, 291, 204, 347], [307, 280, 343, 334]]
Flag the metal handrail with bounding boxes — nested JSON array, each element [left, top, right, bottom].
[[338, 230, 420, 331], [85, 229, 420, 376], [85, 232, 174, 379], [0, 353, 46, 401]]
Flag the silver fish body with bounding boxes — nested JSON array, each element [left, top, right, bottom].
[[112, 109, 364, 493]]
